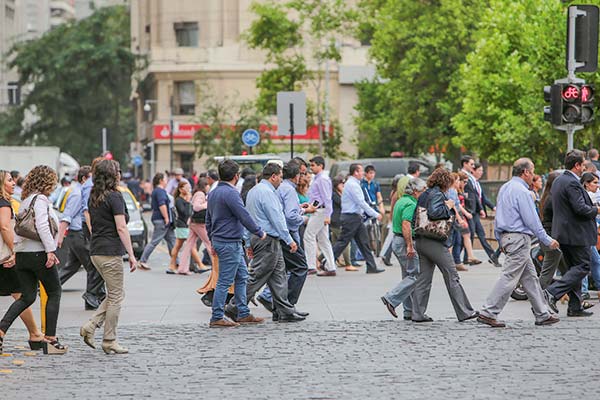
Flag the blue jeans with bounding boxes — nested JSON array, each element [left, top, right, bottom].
[[383, 235, 419, 317], [582, 246, 600, 294], [451, 227, 463, 264], [211, 241, 250, 321]]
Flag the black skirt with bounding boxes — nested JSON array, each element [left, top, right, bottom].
[[0, 265, 20, 296]]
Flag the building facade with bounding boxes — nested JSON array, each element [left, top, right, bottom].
[[130, 0, 373, 177]]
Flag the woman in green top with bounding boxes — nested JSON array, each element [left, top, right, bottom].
[[380, 177, 427, 320]]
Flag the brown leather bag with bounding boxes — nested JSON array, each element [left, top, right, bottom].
[[414, 205, 454, 241], [15, 195, 58, 241]]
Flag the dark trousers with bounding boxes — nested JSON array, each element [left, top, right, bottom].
[[332, 214, 377, 270], [59, 230, 105, 306], [451, 227, 463, 264], [464, 214, 495, 262], [0, 252, 62, 336], [281, 231, 308, 305], [547, 244, 591, 312]]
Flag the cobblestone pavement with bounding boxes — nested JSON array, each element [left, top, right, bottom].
[[1, 318, 597, 399]]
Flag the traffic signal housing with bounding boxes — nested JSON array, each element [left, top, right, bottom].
[[544, 82, 595, 126], [144, 144, 152, 161]]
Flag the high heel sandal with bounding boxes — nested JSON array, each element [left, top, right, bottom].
[[0, 335, 3, 355], [28, 340, 44, 351], [42, 338, 68, 355]]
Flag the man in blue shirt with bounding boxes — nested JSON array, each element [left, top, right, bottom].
[[361, 164, 385, 216], [478, 158, 559, 328], [227, 163, 305, 323], [206, 159, 266, 327], [56, 166, 106, 310], [332, 163, 385, 274], [138, 172, 176, 271], [257, 161, 315, 316]]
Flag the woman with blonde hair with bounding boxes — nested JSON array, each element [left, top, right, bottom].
[[0, 170, 46, 353], [0, 165, 66, 354]]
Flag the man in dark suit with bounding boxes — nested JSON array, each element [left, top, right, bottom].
[[460, 156, 501, 267], [545, 149, 599, 317]]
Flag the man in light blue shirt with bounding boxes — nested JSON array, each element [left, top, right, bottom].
[[478, 158, 559, 328], [331, 163, 385, 274], [56, 166, 106, 310], [257, 161, 315, 315], [226, 163, 305, 323]]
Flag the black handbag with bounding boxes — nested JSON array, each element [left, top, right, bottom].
[[191, 209, 207, 224]]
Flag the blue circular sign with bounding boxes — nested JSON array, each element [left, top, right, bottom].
[[242, 129, 260, 147], [132, 155, 144, 167]]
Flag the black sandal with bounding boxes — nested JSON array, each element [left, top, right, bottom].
[[43, 338, 68, 355], [583, 301, 595, 310], [28, 340, 44, 351], [0, 335, 3, 355]]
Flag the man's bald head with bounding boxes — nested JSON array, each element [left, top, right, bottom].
[[512, 158, 534, 178]]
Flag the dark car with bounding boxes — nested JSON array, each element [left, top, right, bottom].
[[329, 158, 434, 204]]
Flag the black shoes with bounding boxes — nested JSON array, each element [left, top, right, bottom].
[[278, 313, 306, 322], [567, 309, 594, 317], [257, 296, 274, 313], [459, 311, 480, 322], [224, 305, 238, 321], [582, 292, 591, 300], [381, 257, 392, 267], [412, 316, 434, 323], [543, 290, 559, 314], [366, 267, 385, 274], [489, 255, 502, 268], [295, 310, 310, 317]]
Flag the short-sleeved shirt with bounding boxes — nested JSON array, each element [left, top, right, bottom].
[[89, 191, 129, 256], [151, 187, 170, 222], [392, 194, 417, 235], [361, 179, 381, 205], [0, 198, 14, 218]]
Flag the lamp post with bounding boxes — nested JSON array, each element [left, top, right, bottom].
[[143, 99, 158, 177]]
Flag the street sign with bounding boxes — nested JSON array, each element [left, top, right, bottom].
[[277, 91, 307, 135], [242, 129, 260, 147], [132, 155, 143, 167]]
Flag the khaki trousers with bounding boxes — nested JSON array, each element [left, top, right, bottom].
[[90, 255, 124, 341]]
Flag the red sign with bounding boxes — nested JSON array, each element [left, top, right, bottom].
[[153, 124, 322, 141]]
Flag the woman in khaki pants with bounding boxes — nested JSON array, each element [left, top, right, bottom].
[[80, 159, 137, 354]]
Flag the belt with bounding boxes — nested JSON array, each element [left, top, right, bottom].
[[394, 232, 403, 237]]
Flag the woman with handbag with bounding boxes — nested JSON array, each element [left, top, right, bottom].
[[0, 165, 66, 354], [178, 178, 212, 275], [79, 159, 137, 354], [0, 170, 46, 353], [411, 168, 478, 323]]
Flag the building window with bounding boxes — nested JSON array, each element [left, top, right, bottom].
[[174, 22, 198, 47], [174, 81, 195, 115], [7, 82, 20, 106], [5, 5, 15, 20]]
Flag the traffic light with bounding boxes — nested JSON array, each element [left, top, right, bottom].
[[544, 82, 595, 126], [566, 5, 599, 73], [144, 144, 152, 160], [559, 83, 595, 125], [544, 84, 562, 125]]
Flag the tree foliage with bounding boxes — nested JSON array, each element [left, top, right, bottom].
[[243, 0, 356, 158], [452, 0, 600, 169], [355, 0, 487, 160], [193, 88, 275, 160], [0, 6, 140, 163]]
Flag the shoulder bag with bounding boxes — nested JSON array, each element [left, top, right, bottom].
[[414, 194, 454, 241], [15, 195, 59, 241]]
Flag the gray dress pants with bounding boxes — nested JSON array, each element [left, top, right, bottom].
[[246, 236, 296, 316], [480, 233, 551, 322], [413, 236, 475, 321]]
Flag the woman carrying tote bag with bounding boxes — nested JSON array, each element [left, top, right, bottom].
[[410, 167, 478, 323], [0, 165, 66, 355]]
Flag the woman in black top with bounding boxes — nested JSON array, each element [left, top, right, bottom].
[[538, 171, 566, 289], [411, 168, 477, 323], [79, 159, 137, 355], [167, 181, 192, 275], [0, 170, 45, 353]]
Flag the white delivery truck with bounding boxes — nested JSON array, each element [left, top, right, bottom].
[[0, 146, 79, 179]]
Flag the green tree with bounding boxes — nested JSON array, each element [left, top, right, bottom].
[[354, 0, 488, 161], [452, 0, 600, 169], [193, 88, 274, 161], [0, 5, 140, 163], [243, 0, 356, 158]]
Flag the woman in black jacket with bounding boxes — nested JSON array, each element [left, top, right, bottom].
[[167, 181, 192, 275], [411, 168, 477, 323]]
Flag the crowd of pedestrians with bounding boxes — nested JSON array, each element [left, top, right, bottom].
[[4, 148, 600, 357]]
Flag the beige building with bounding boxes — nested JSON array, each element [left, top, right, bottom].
[[0, 0, 22, 113], [130, 0, 373, 177]]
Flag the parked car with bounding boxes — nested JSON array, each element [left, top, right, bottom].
[[329, 158, 434, 204]]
